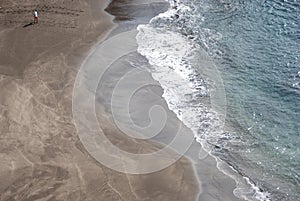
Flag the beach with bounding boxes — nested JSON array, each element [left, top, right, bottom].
[[0, 0, 246, 200]]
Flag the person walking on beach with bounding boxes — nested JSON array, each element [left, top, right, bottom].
[[33, 9, 38, 24]]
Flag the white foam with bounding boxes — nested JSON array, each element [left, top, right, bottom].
[[136, 25, 228, 158], [150, 0, 191, 21], [136, 1, 271, 200], [137, 25, 209, 135]]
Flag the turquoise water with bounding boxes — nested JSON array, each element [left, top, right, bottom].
[[185, 0, 299, 199], [141, 0, 299, 200]]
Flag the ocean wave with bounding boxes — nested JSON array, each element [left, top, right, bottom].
[[136, 0, 273, 200], [136, 25, 208, 135]]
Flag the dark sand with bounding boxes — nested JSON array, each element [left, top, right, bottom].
[[104, 1, 246, 201], [0, 0, 200, 200]]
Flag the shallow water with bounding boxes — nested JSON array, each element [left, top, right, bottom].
[[136, 0, 300, 200]]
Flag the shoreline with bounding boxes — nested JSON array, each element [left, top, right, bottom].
[[0, 0, 200, 200], [0, 0, 251, 200], [104, 0, 246, 200]]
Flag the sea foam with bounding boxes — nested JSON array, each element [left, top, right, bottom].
[[136, 0, 273, 200]]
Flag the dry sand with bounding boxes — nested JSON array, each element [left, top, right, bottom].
[[0, 0, 200, 200]]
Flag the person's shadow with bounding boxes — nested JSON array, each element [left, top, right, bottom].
[[23, 22, 34, 28]]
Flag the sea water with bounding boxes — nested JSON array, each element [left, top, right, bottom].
[[136, 0, 300, 200]]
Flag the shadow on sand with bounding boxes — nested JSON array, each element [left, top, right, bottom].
[[23, 22, 34, 28]]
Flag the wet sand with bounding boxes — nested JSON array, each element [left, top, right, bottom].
[[104, 0, 246, 201], [0, 0, 200, 200]]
